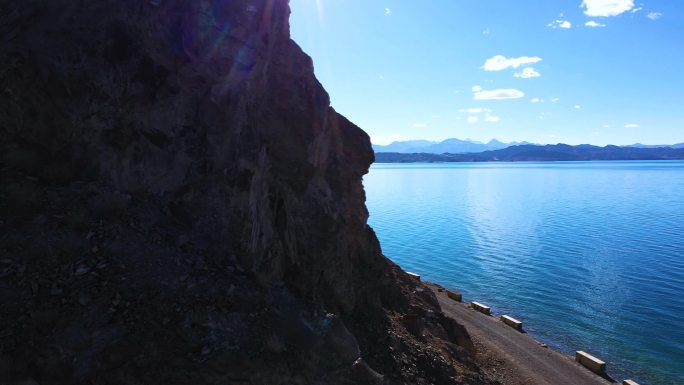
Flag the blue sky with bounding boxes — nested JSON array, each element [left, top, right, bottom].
[[289, 0, 684, 145]]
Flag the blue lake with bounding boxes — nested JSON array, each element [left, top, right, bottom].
[[364, 161, 684, 385]]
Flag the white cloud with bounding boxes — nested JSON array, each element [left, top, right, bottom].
[[585, 20, 606, 27], [467, 107, 492, 113], [551, 98, 560, 103], [485, 115, 501, 123], [384, 8, 391, 16], [472, 85, 483, 92], [412, 123, 427, 128], [574, 105, 582, 109], [582, 0, 634, 17], [431, 114, 441, 119], [631, 7, 643, 13], [603, 124, 611, 128], [514, 67, 541, 78], [647, 12, 662, 20], [531, 98, 543, 103], [467, 116, 479, 124], [474, 88, 525, 100], [481, 55, 542, 71], [548, 20, 572, 29], [624, 123, 639, 128], [483, 28, 491, 35]]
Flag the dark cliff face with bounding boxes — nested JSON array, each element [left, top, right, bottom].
[[0, 1, 491, 384]]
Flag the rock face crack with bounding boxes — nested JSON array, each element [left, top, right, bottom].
[[0, 1, 493, 384]]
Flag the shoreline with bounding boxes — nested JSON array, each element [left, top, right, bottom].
[[366, 160, 684, 384], [422, 281, 637, 385]]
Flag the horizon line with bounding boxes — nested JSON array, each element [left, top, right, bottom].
[[371, 138, 684, 147]]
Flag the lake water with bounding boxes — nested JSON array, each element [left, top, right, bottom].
[[364, 161, 684, 385]]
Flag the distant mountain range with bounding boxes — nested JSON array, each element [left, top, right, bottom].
[[373, 138, 684, 154], [372, 139, 531, 154], [626, 143, 684, 149], [375, 144, 684, 163]]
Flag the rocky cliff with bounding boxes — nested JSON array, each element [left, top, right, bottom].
[[0, 1, 492, 384]]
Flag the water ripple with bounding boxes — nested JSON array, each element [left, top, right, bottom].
[[365, 161, 684, 385]]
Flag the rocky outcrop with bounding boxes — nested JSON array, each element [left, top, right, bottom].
[[0, 1, 493, 384]]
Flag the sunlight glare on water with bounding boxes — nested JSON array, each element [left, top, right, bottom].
[[364, 161, 684, 385]]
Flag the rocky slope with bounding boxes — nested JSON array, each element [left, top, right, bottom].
[[0, 1, 493, 384]]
